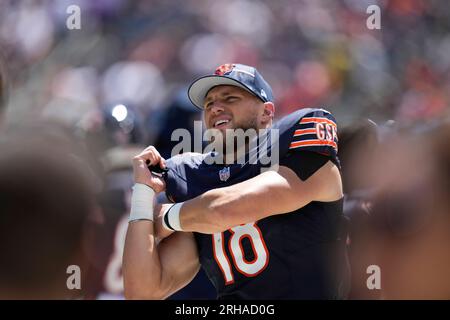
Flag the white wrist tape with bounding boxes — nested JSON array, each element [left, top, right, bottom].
[[162, 202, 184, 231], [129, 183, 155, 222]]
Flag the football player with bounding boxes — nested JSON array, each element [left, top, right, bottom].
[[123, 64, 350, 299]]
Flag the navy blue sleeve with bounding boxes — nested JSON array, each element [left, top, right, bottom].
[[162, 154, 187, 203], [278, 109, 340, 180], [279, 151, 330, 181], [287, 109, 338, 158]]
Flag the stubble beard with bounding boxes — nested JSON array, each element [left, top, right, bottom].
[[220, 116, 259, 162]]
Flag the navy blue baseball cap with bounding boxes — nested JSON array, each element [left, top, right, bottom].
[[188, 63, 274, 109]]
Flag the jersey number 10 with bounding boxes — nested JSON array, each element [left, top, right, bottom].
[[212, 222, 269, 285]]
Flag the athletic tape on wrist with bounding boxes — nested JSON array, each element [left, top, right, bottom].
[[129, 183, 155, 222]]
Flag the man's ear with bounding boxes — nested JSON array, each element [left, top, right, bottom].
[[262, 102, 275, 122]]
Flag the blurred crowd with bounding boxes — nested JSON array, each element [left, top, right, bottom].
[[1, 0, 450, 128], [0, 0, 449, 299]]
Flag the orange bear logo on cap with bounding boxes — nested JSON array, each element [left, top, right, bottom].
[[215, 63, 235, 76]]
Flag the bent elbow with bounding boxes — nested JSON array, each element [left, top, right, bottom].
[[123, 273, 167, 300], [124, 284, 166, 300]]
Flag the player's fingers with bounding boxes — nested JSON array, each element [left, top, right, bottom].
[[132, 157, 147, 171], [142, 146, 163, 162], [136, 145, 155, 158], [142, 145, 161, 156], [142, 147, 166, 169], [135, 149, 158, 163], [134, 147, 167, 171], [133, 152, 155, 169], [142, 145, 156, 153], [160, 157, 166, 168], [147, 156, 166, 170], [149, 146, 163, 162]]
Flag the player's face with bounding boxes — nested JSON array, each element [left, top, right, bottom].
[[203, 85, 265, 133]]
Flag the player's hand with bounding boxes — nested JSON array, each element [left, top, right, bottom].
[[132, 146, 166, 193]]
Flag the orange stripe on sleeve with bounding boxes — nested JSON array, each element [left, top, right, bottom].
[[300, 117, 337, 128], [293, 129, 317, 136], [289, 139, 337, 150]]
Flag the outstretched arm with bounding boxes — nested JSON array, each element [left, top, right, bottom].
[[167, 160, 342, 234]]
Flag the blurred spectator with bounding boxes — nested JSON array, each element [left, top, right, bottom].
[[151, 87, 202, 159], [76, 102, 147, 299], [0, 54, 7, 120], [368, 123, 450, 299], [338, 119, 379, 194], [0, 124, 99, 299], [338, 118, 380, 299], [101, 61, 166, 114], [1, 0, 448, 128]]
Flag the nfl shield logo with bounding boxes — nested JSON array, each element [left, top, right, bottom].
[[219, 167, 230, 182]]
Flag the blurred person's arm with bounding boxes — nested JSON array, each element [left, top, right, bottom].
[[123, 147, 200, 300]]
